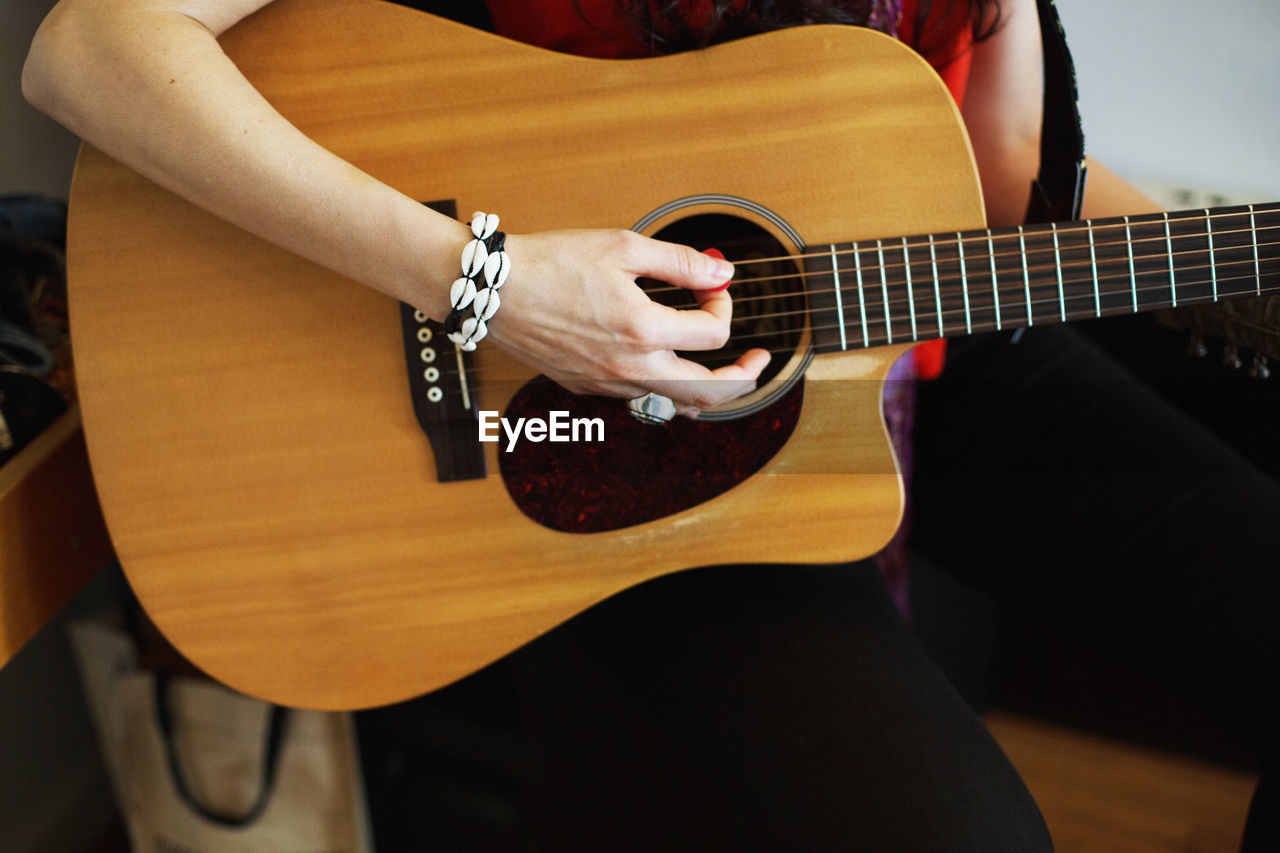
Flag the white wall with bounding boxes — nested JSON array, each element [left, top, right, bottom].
[[1056, 0, 1280, 202], [2, 0, 81, 196]]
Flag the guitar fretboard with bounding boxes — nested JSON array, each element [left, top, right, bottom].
[[804, 202, 1280, 352]]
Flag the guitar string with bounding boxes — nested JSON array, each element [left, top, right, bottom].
[[665, 212, 1274, 285], [642, 220, 1279, 296], [732, 269, 1280, 348], [432, 267, 1280, 384], [431, 244, 1280, 376], [419, 216, 1280, 382], [689, 258, 1280, 343], [638, 207, 1280, 284], [683, 230, 1280, 312]]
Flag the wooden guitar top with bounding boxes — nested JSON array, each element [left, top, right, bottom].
[[67, 0, 984, 708]]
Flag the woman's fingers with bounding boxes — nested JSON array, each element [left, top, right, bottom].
[[641, 347, 773, 413], [485, 229, 774, 412], [619, 231, 736, 290], [623, 239, 740, 352]]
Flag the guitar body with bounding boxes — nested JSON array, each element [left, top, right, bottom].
[[67, 0, 985, 709]]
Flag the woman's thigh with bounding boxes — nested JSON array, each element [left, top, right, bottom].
[[360, 561, 1052, 851], [912, 325, 1279, 752]]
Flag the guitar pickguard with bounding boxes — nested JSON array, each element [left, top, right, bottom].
[[500, 378, 803, 533]]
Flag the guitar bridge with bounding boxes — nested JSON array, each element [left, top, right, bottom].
[[400, 306, 485, 482], [401, 198, 484, 482]]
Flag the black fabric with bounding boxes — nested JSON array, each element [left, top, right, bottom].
[[1025, 0, 1087, 224], [912, 323, 1279, 850], [391, 0, 493, 30], [360, 562, 1052, 851], [915, 324, 1280, 737]]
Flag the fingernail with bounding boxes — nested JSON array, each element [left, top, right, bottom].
[[704, 248, 733, 289]]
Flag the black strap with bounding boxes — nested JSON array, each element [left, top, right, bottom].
[[153, 675, 289, 828], [1024, 0, 1087, 224]]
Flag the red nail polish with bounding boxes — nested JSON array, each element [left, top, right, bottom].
[[704, 248, 732, 291]]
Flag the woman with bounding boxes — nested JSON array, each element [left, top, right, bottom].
[[24, 1, 1276, 848], [21, 0, 1150, 407]]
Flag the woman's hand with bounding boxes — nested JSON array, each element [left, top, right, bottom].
[[482, 229, 772, 414]]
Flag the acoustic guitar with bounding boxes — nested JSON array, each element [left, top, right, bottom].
[[67, 0, 1279, 709]]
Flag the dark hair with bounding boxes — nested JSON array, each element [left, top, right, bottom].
[[609, 0, 1002, 56]]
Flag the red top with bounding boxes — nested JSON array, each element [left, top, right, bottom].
[[481, 0, 974, 376], [482, 0, 975, 105]]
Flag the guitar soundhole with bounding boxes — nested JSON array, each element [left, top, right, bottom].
[[498, 213, 807, 534], [498, 379, 802, 533], [641, 213, 806, 387]]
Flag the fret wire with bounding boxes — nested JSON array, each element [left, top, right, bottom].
[[987, 206, 1269, 264], [854, 242, 869, 349], [939, 221, 1262, 282], [783, 271, 1280, 354], [737, 224, 1269, 299], [792, 267, 1280, 353], [829, 244, 847, 351], [987, 233, 1001, 330], [1205, 209, 1218, 300], [812, 249, 1280, 323], [658, 215, 1280, 300], [746, 221, 1280, 347], [902, 237, 918, 341], [647, 208, 1280, 285], [1018, 226, 1033, 326], [929, 234, 944, 337], [956, 232, 972, 334], [759, 229, 1280, 319], [1172, 210, 1216, 304], [1087, 221, 1100, 317], [1051, 223, 1066, 322], [494, 235, 1280, 366], [1162, 212, 1178, 306], [876, 239, 892, 344], [1251, 204, 1261, 296], [790, 240, 1280, 342], [1123, 216, 1137, 313], [462, 270, 1280, 367]]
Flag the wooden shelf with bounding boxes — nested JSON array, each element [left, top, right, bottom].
[[1, 404, 113, 667]]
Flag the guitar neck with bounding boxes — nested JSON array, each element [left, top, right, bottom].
[[807, 201, 1280, 352]]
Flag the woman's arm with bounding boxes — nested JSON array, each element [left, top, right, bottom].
[[961, 0, 1159, 225], [961, 0, 1043, 228], [22, 0, 767, 409], [23, 0, 465, 310]]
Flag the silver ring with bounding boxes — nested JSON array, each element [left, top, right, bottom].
[[627, 392, 676, 425]]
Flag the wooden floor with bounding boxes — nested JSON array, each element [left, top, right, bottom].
[[985, 710, 1258, 852]]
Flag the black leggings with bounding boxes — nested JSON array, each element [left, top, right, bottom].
[[912, 320, 1279, 849], [358, 321, 1277, 851], [359, 561, 1051, 851]]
